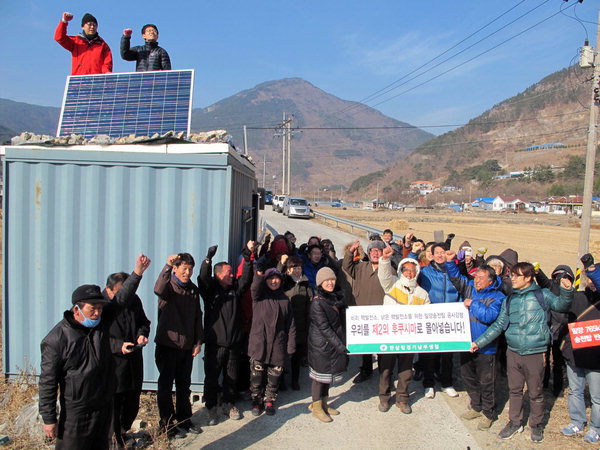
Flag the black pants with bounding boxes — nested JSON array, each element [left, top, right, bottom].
[[155, 345, 193, 428], [204, 344, 239, 409], [291, 343, 307, 384], [56, 404, 113, 450], [460, 352, 496, 419], [111, 389, 141, 446], [250, 360, 283, 403], [422, 352, 453, 388], [378, 353, 413, 403], [543, 341, 565, 392], [359, 354, 373, 375]]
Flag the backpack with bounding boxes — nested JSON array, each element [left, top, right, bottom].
[[503, 289, 550, 333]]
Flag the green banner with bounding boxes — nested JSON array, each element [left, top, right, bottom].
[[348, 341, 471, 354]]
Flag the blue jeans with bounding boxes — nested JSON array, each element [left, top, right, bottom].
[[566, 364, 600, 432]]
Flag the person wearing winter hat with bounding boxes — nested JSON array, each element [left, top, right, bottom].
[[343, 239, 386, 383], [248, 267, 296, 416], [54, 12, 113, 75], [377, 246, 430, 414], [40, 255, 151, 447], [121, 23, 171, 71], [308, 267, 348, 422]]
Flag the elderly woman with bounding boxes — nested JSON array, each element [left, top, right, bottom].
[[308, 267, 348, 422]]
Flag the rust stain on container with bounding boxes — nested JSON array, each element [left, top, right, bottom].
[[35, 181, 42, 206]]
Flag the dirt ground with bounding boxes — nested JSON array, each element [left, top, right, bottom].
[[313, 206, 600, 273]]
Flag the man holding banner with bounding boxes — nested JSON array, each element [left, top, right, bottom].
[[472, 262, 573, 444], [445, 253, 504, 431], [559, 254, 600, 444]]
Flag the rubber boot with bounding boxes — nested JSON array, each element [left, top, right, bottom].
[[322, 396, 340, 415], [311, 400, 332, 423]]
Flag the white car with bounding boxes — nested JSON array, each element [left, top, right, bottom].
[[282, 196, 311, 219], [272, 195, 286, 212]]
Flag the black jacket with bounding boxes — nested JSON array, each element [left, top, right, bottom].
[[248, 272, 296, 366], [104, 272, 151, 393], [198, 255, 253, 348], [283, 274, 312, 344], [120, 36, 171, 71], [40, 311, 116, 425], [562, 285, 600, 370], [308, 288, 348, 375]]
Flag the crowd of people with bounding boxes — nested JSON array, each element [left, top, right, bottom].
[[37, 224, 600, 448], [54, 12, 171, 76]]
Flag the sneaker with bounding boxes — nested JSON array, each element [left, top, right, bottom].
[[227, 404, 242, 420], [424, 387, 435, 399], [498, 421, 524, 440], [167, 426, 187, 440], [264, 401, 276, 415], [530, 424, 544, 443], [441, 386, 459, 398], [478, 416, 493, 431], [560, 423, 583, 437], [461, 410, 482, 420], [353, 371, 372, 384], [396, 402, 412, 414], [378, 400, 390, 413], [207, 407, 219, 426], [251, 400, 263, 417], [584, 429, 600, 443]]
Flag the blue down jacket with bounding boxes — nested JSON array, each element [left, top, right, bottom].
[[418, 261, 461, 303], [446, 262, 505, 354]]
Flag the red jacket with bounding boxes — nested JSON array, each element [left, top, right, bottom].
[[54, 21, 113, 75]]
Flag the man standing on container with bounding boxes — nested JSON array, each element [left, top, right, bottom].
[[54, 12, 113, 75], [120, 24, 171, 71], [154, 253, 204, 438], [39, 254, 151, 449]]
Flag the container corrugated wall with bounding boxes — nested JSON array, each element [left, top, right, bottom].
[[3, 146, 256, 389]]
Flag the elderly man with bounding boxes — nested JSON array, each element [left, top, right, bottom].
[[343, 239, 386, 383], [473, 262, 573, 443], [446, 251, 504, 430], [54, 12, 112, 75], [377, 246, 430, 413], [39, 255, 151, 449], [418, 243, 462, 398]]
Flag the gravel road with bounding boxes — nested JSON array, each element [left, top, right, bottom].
[[181, 209, 480, 449]]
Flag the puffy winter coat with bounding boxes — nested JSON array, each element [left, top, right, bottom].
[[342, 249, 385, 306], [283, 274, 312, 345], [120, 36, 171, 71], [446, 261, 504, 354], [378, 257, 430, 305], [308, 288, 348, 375], [476, 281, 573, 355], [248, 273, 296, 366], [419, 261, 461, 303], [54, 21, 112, 75]]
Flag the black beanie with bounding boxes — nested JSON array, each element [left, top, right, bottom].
[[142, 24, 158, 34], [81, 13, 98, 27], [71, 284, 105, 305]]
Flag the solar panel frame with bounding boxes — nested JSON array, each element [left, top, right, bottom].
[[57, 69, 194, 139]]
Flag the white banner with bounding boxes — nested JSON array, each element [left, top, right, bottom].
[[346, 303, 472, 354]]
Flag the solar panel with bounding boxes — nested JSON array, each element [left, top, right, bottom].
[[57, 69, 194, 139]]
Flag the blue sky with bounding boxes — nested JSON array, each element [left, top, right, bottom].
[[0, 1, 597, 134]]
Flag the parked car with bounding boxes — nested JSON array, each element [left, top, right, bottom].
[[265, 190, 273, 205], [282, 196, 311, 219], [273, 195, 286, 212]]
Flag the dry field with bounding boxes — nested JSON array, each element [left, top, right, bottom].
[[314, 206, 600, 273]]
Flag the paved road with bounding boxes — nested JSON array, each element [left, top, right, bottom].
[[181, 208, 480, 449]]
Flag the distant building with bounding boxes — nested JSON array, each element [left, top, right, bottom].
[[492, 196, 529, 211], [472, 197, 494, 210], [546, 196, 584, 214]]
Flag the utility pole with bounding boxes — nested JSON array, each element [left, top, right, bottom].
[[286, 118, 292, 196], [243, 125, 249, 156], [281, 113, 286, 195], [274, 113, 294, 195], [578, 11, 600, 259]]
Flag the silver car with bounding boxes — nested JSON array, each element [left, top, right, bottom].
[[282, 196, 311, 219]]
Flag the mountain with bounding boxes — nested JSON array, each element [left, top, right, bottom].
[[350, 65, 594, 199], [192, 78, 434, 188], [0, 98, 60, 137]]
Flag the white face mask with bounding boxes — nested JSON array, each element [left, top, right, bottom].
[[400, 274, 417, 292]]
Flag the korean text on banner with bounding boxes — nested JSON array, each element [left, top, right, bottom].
[[568, 319, 600, 349], [346, 303, 472, 354]]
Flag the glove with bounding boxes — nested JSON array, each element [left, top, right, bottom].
[[62, 12, 73, 23], [241, 246, 252, 260], [255, 258, 268, 273], [205, 245, 218, 261], [581, 253, 595, 270], [456, 249, 466, 262], [447, 233, 455, 240], [123, 28, 133, 37], [298, 243, 308, 255], [476, 247, 488, 257]]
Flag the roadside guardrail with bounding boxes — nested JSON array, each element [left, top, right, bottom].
[[312, 209, 405, 242]]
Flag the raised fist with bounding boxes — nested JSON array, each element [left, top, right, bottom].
[[62, 12, 73, 22], [581, 253, 595, 270], [123, 28, 133, 37], [205, 245, 218, 261]]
